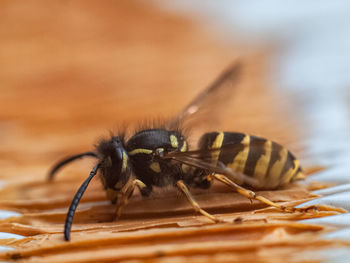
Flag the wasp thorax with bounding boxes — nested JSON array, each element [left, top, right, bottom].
[[126, 129, 187, 154], [125, 129, 188, 187]]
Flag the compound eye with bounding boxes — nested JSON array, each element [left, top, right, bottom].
[[111, 141, 124, 160], [105, 156, 113, 168]]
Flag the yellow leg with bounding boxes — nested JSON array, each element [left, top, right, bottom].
[[176, 180, 223, 223], [212, 173, 317, 213], [114, 179, 147, 219]]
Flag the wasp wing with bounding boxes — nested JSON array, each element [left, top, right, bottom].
[[166, 63, 242, 132], [162, 145, 262, 188]]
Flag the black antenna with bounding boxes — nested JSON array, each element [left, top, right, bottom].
[[48, 152, 98, 181], [64, 163, 100, 241]]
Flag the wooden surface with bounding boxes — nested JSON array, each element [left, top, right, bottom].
[[0, 1, 348, 262]]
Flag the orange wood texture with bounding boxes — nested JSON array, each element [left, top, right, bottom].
[[0, 1, 348, 262]]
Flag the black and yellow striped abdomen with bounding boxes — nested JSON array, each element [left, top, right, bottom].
[[198, 132, 305, 189]]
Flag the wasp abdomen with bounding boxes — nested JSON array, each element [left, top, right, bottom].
[[198, 132, 304, 189]]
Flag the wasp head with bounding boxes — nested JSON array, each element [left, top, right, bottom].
[[96, 136, 131, 204]]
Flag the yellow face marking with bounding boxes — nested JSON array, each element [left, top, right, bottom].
[[150, 162, 161, 173], [106, 188, 119, 203], [180, 141, 187, 152], [210, 132, 224, 165], [254, 140, 272, 183], [228, 135, 250, 174], [128, 148, 153, 156], [281, 160, 300, 185], [170, 135, 179, 148], [121, 151, 128, 173], [268, 147, 288, 188]]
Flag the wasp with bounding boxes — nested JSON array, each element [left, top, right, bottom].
[[48, 63, 310, 241]]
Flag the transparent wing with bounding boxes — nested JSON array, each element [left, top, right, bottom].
[[162, 138, 298, 190], [162, 145, 262, 188], [166, 62, 242, 131]]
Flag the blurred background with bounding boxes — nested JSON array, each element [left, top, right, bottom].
[[0, 0, 288, 182], [1, 0, 349, 181], [0, 0, 350, 260], [159, 0, 350, 168]]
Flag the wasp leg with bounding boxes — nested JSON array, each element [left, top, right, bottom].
[[176, 180, 223, 223], [114, 179, 147, 219], [212, 173, 309, 213]]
